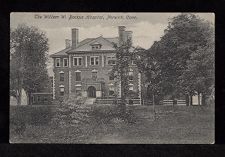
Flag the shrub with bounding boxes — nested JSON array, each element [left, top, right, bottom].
[[51, 94, 91, 128], [90, 104, 137, 125]]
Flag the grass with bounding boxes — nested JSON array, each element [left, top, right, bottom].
[[10, 104, 214, 144]]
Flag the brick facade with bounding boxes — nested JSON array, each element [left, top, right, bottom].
[[51, 26, 143, 103]]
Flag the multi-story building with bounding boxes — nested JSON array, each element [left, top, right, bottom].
[[50, 26, 143, 104]]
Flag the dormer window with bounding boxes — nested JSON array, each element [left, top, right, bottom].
[[91, 42, 102, 50]]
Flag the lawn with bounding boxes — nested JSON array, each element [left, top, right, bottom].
[[10, 104, 214, 144]]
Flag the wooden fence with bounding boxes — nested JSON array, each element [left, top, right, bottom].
[[95, 98, 141, 105], [143, 99, 187, 106], [163, 100, 187, 106]]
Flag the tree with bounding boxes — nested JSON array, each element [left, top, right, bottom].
[[136, 44, 163, 118], [179, 25, 214, 105], [111, 39, 140, 114], [10, 24, 49, 105], [146, 13, 214, 105]]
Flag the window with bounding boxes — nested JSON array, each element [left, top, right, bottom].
[[129, 83, 134, 91], [92, 71, 97, 80], [44, 97, 48, 102], [56, 58, 60, 67], [63, 58, 68, 67], [73, 57, 82, 66], [90, 56, 99, 65], [109, 86, 114, 96], [60, 87, 64, 96], [32, 96, 35, 103], [109, 73, 114, 80], [107, 56, 116, 65], [75, 72, 81, 81], [59, 73, 64, 81], [128, 68, 134, 80], [91, 44, 102, 50], [37, 96, 41, 102], [129, 75, 134, 81], [75, 86, 82, 96]]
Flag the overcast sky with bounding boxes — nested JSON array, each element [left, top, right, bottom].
[[11, 12, 214, 52], [10, 12, 214, 75]]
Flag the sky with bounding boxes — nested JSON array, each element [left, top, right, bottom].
[[10, 12, 214, 75]]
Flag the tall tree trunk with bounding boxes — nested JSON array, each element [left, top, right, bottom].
[[198, 92, 201, 105], [120, 71, 126, 115], [185, 94, 189, 106], [17, 77, 22, 105], [26, 91, 31, 105], [120, 69, 126, 115], [202, 93, 206, 106], [153, 93, 156, 120], [190, 93, 193, 106], [17, 88, 22, 105]]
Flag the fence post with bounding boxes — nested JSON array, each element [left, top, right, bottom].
[[153, 94, 156, 120]]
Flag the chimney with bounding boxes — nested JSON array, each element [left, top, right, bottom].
[[118, 26, 126, 46], [71, 28, 79, 49], [124, 31, 133, 45], [65, 39, 71, 48]]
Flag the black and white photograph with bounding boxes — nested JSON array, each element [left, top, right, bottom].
[[10, 12, 215, 144]]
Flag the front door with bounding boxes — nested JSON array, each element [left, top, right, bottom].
[[87, 86, 96, 98]]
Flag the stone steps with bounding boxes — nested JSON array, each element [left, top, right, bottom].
[[85, 98, 96, 105]]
